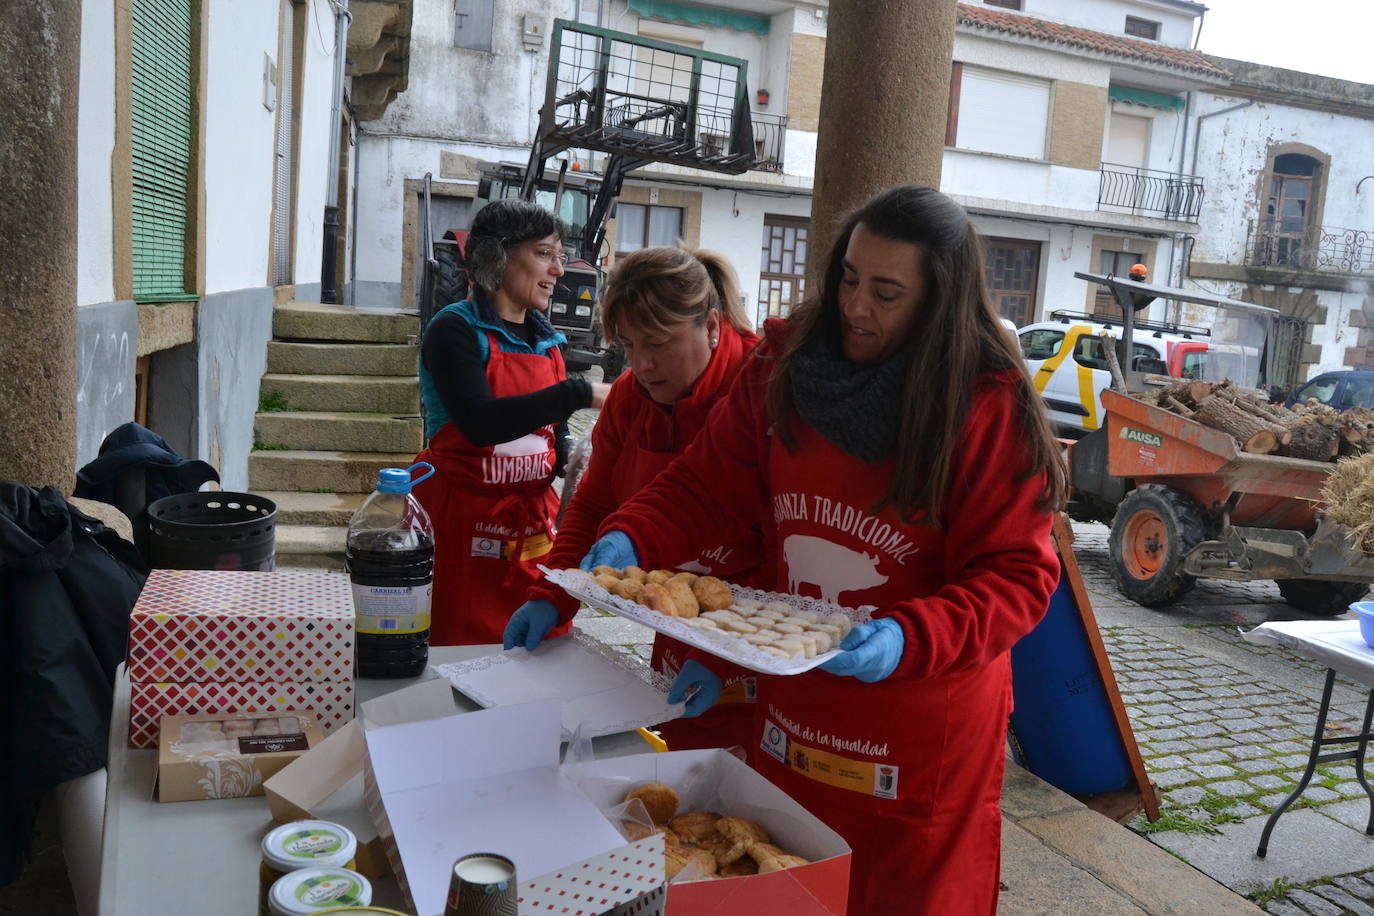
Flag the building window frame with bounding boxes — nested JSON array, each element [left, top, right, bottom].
[[614, 202, 684, 252], [1124, 16, 1161, 40], [757, 214, 809, 327], [984, 0, 1023, 9]]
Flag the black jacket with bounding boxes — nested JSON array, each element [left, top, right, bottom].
[[0, 483, 146, 886]]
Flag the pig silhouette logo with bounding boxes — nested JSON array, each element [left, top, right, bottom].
[[784, 534, 888, 603]]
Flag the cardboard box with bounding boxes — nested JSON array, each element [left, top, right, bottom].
[[157, 711, 323, 802], [130, 679, 355, 749], [128, 569, 355, 683]]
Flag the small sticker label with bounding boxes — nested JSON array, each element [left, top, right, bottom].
[[1121, 427, 1164, 447], [1138, 445, 1157, 465], [238, 733, 309, 754], [471, 536, 503, 559], [759, 719, 789, 764]]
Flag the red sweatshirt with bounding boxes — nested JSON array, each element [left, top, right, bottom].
[[529, 320, 764, 619]]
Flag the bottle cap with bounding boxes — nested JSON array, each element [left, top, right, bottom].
[[375, 462, 435, 494], [261, 820, 358, 873], [267, 866, 372, 915]]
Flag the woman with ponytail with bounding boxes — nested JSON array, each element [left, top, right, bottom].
[[504, 246, 767, 755]]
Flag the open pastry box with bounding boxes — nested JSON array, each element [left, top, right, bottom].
[[265, 679, 851, 915]]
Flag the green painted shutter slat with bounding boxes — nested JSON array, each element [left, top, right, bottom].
[[131, 0, 194, 302]]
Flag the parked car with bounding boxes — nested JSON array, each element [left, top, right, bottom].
[[1285, 370, 1374, 411], [1018, 311, 1210, 436]]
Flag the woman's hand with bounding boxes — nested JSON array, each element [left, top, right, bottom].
[[819, 618, 904, 682], [579, 531, 638, 571], [590, 382, 612, 409], [503, 600, 559, 651], [667, 660, 723, 717]]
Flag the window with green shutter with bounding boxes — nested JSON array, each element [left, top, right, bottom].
[[131, 0, 196, 302]]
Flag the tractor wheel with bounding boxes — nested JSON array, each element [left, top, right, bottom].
[[1109, 485, 1207, 607], [431, 239, 467, 313], [601, 346, 626, 383], [1275, 579, 1370, 616]]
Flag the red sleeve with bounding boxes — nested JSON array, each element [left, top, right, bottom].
[[887, 376, 1058, 679], [601, 351, 773, 570], [527, 375, 637, 621]]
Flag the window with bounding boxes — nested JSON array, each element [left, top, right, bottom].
[[1073, 337, 1161, 373], [985, 0, 1023, 7], [1019, 329, 1064, 361], [1124, 16, 1160, 40], [1260, 153, 1320, 267], [951, 67, 1049, 160], [615, 203, 682, 252], [1340, 376, 1374, 410], [1094, 250, 1142, 318], [984, 238, 1041, 326], [454, 0, 494, 51], [574, 0, 602, 26], [1294, 375, 1339, 405], [758, 215, 809, 326]]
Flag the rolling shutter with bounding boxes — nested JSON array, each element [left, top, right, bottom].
[[955, 67, 1049, 160], [131, 0, 196, 302]]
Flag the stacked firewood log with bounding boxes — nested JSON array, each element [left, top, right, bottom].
[[1151, 380, 1374, 462]]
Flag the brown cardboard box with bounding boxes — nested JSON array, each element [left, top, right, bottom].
[[157, 711, 323, 802]]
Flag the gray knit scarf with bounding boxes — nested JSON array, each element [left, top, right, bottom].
[[789, 329, 910, 463]]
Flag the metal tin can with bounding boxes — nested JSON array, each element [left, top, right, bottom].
[[443, 852, 518, 916]]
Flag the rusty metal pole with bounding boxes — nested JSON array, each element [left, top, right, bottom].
[[0, 1, 82, 491], [807, 0, 958, 278]]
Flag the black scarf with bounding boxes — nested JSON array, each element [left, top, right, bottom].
[[789, 328, 910, 463]]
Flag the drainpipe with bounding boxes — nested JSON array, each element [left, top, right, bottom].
[[1189, 99, 1253, 184], [320, 0, 351, 303]]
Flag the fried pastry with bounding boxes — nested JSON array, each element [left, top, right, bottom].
[[623, 565, 649, 583], [593, 565, 622, 579], [715, 816, 769, 865], [613, 578, 645, 601], [691, 576, 733, 612], [667, 572, 699, 587], [669, 810, 721, 844], [625, 782, 680, 824], [641, 582, 678, 617], [665, 844, 717, 880], [665, 579, 700, 618], [594, 572, 621, 592], [750, 842, 808, 873], [646, 569, 673, 585], [718, 857, 759, 878]]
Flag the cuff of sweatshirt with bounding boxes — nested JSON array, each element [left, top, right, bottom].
[[884, 608, 926, 681], [568, 377, 592, 410]]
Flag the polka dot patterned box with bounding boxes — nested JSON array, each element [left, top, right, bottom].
[[127, 569, 355, 684]]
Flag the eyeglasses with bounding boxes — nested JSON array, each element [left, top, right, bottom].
[[533, 246, 570, 266]]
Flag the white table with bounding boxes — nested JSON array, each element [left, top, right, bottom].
[[95, 644, 652, 915], [1244, 620, 1374, 857]]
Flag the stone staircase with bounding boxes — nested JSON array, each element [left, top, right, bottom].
[[251, 302, 423, 569]]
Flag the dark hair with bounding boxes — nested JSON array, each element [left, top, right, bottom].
[[465, 198, 566, 294], [766, 185, 1066, 526], [600, 246, 752, 340]]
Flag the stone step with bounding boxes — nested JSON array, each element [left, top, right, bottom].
[[274, 524, 346, 571], [268, 340, 419, 376], [259, 491, 368, 527], [254, 411, 422, 453], [249, 450, 416, 494], [259, 373, 418, 413], [273, 301, 418, 344]]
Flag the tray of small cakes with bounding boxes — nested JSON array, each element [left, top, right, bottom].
[[540, 565, 873, 676]]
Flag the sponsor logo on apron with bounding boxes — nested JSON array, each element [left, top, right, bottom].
[[761, 717, 899, 799]]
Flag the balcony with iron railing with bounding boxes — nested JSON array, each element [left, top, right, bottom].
[[1245, 218, 1374, 276], [1097, 163, 1204, 222], [748, 112, 786, 173]]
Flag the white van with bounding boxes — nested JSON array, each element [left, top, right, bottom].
[[1017, 311, 1210, 436]]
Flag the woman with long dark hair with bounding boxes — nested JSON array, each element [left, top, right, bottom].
[[413, 198, 609, 646], [580, 185, 1065, 912]]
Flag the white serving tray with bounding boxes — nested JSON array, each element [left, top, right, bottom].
[[541, 566, 873, 676], [435, 629, 680, 739]]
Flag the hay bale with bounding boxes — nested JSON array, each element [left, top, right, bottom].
[[1322, 453, 1374, 554]]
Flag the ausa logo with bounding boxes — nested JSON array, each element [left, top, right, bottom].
[[1121, 427, 1163, 448]]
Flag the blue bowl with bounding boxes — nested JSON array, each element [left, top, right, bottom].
[[1353, 602, 1374, 650]]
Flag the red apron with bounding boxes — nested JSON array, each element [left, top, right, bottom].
[[412, 331, 564, 646], [618, 441, 765, 757], [754, 422, 1009, 915]]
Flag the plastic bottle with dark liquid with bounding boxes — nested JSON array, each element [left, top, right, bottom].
[[346, 463, 435, 678]]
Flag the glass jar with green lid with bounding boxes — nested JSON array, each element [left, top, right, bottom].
[[267, 866, 372, 916], [259, 820, 358, 916]]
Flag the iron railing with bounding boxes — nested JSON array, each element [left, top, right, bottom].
[[1246, 218, 1374, 275], [1097, 164, 1204, 221], [749, 112, 786, 173]]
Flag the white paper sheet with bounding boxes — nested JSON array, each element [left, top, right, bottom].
[[435, 633, 682, 739], [1243, 620, 1374, 687]]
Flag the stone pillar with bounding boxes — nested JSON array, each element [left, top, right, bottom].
[[0, 2, 81, 491], [807, 0, 958, 276]]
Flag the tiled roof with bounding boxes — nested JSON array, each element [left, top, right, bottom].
[[956, 4, 1231, 80]]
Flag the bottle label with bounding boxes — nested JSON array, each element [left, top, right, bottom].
[[352, 583, 432, 635]]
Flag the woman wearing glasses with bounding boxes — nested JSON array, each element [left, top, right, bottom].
[[413, 198, 610, 646]]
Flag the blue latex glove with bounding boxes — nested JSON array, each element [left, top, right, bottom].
[[579, 530, 639, 572], [818, 618, 904, 683], [667, 660, 723, 718], [503, 600, 560, 651]]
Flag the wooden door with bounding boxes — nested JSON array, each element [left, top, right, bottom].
[[984, 238, 1041, 327]]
